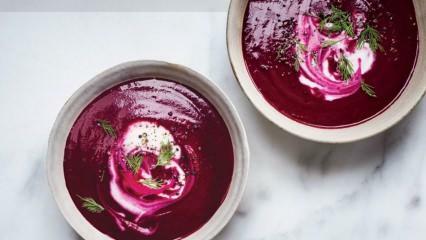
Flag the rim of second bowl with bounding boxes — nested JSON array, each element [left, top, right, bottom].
[[46, 60, 249, 240], [226, 0, 426, 143]]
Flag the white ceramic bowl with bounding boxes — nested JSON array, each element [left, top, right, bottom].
[[227, 0, 426, 143], [46, 60, 249, 240]]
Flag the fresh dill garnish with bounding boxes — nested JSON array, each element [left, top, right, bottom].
[[125, 154, 143, 174], [139, 178, 164, 189], [320, 5, 354, 37], [156, 142, 174, 166], [293, 56, 301, 72], [357, 25, 383, 52], [297, 41, 307, 52], [361, 80, 377, 97], [292, 40, 307, 72], [97, 120, 116, 138], [337, 55, 354, 81], [321, 39, 341, 48], [77, 195, 104, 213]]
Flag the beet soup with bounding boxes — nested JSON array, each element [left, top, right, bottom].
[[242, 0, 419, 127], [64, 79, 234, 240]]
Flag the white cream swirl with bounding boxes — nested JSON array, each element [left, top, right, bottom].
[[296, 13, 375, 101], [106, 121, 194, 235]]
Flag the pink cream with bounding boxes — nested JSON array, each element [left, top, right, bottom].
[[296, 14, 374, 100]]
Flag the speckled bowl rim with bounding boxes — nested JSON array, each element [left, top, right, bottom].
[[46, 60, 249, 240], [227, 0, 426, 143]]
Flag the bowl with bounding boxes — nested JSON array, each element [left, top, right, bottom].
[[227, 0, 426, 143], [46, 60, 249, 240]]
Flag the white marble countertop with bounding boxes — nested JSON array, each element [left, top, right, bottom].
[[0, 12, 425, 240]]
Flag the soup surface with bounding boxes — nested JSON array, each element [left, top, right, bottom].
[[242, 0, 418, 127], [64, 79, 234, 239]]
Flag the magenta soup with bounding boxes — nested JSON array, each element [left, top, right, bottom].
[[64, 78, 234, 240], [242, 0, 419, 128]]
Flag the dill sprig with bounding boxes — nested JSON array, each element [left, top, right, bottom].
[[77, 195, 104, 213], [156, 141, 174, 166], [337, 55, 354, 81], [321, 39, 341, 48], [297, 41, 307, 52], [97, 120, 116, 138], [293, 56, 301, 72], [125, 154, 143, 174], [293, 41, 307, 72], [139, 178, 164, 189], [361, 80, 377, 97], [357, 25, 383, 52], [320, 6, 354, 37]]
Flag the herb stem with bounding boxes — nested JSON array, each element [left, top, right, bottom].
[[156, 141, 174, 166], [139, 178, 164, 189], [125, 154, 143, 174], [321, 39, 342, 48], [337, 55, 354, 82], [361, 80, 377, 97], [357, 25, 383, 52], [320, 6, 354, 37], [77, 195, 104, 213], [97, 120, 116, 138]]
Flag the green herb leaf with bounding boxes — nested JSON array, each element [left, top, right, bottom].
[[293, 56, 301, 72], [297, 42, 307, 52], [139, 178, 164, 189], [320, 5, 354, 37], [337, 55, 354, 81], [97, 120, 116, 138], [156, 142, 174, 166], [321, 39, 341, 48], [357, 25, 383, 52], [125, 154, 143, 174], [292, 40, 307, 72], [361, 80, 377, 97], [77, 195, 104, 213]]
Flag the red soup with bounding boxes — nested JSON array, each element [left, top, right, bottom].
[[242, 0, 419, 127], [64, 79, 234, 240]]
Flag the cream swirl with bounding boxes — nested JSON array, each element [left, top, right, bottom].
[[296, 13, 375, 101], [106, 121, 194, 235]]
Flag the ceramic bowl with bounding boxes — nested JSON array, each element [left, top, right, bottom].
[[227, 0, 426, 143], [46, 60, 249, 240]]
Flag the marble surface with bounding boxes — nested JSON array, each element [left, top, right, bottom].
[[0, 12, 425, 240]]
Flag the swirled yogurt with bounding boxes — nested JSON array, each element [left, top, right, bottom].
[[296, 14, 374, 101], [108, 121, 192, 235], [64, 79, 234, 239]]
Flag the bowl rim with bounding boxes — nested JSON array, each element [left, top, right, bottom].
[[226, 0, 426, 143], [46, 60, 249, 240]]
